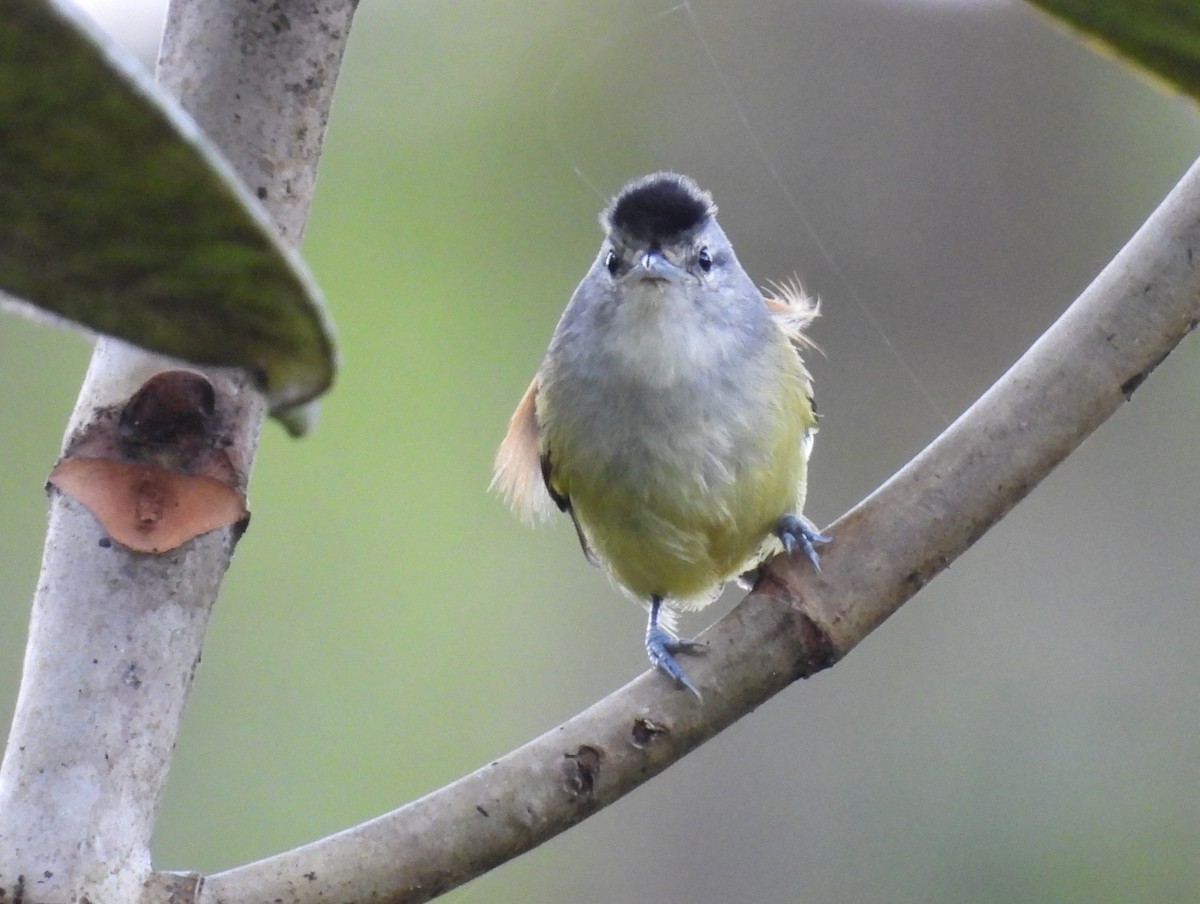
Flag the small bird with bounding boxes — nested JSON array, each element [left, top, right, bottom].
[[493, 172, 827, 697]]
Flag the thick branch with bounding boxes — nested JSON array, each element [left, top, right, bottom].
[[0, 3, 353, 902], [154, 0, 353, 246], [202, 156, 1200, 904]]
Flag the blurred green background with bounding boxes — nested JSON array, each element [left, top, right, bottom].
[[3, 0, 1200, 901]]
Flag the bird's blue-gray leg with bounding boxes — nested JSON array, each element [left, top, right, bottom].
[[645, 596, 704, 698], [776, 514, 831, 571]]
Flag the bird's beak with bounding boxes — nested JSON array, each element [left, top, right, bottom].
[[628, 249, 687, 285]]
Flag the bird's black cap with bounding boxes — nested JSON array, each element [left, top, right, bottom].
[[603, 172, 716, 244]]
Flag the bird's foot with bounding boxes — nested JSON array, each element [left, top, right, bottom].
[[646, 624, 705, 698], [645, 596, 705, 700], [776, 513, 831, 571]]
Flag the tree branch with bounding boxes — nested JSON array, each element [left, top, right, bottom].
[[200, 153, 1200, 904], [0, 2, 353, 901]]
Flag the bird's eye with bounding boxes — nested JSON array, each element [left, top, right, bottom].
[[605, 250, 619, 275], [697, 247, 713, 272]]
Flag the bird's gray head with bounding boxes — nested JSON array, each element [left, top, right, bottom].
[[591, 173, 757, 317], [545, 172, 776, 397]]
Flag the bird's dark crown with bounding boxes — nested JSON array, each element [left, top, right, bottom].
[[604, 172, 716, 244]]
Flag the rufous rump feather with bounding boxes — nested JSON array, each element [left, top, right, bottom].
[[763, 276, 821, 354], [491, 377, 556, 523]]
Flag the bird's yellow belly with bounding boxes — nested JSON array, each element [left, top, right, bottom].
[[572, 421, 807, 606]]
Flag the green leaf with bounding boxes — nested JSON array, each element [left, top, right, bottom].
[[0, 0, 336, 434], [1028, 0, 1200, 103]]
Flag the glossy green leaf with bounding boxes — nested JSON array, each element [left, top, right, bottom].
[[1029, 0, 1200, 102], [0, 0, 336, 433]]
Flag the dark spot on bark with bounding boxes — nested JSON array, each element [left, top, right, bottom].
[[117, 371, 216, 462], [630, 717, 669, 749], [232, 512, 252, 545], [562, 745, 603, 797], [791, 609, 838, 680], [1120, 371, 1146, 400], [1121, 346, 1174, 402]]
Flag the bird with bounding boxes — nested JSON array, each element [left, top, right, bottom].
[[493, 172, 827, 697]]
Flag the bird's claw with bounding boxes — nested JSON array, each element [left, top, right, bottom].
[[646, 624, 705, 699], [776, 513, 831, 571]]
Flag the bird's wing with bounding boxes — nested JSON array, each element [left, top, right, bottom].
[[540, 450, 598, 566]]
